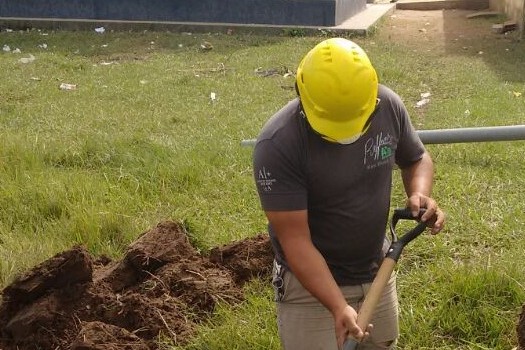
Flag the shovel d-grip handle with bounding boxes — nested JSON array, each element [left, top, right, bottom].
[[387, 208, 428, 262], [343, 208, 427, 350]]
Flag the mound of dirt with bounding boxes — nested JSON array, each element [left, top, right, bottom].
[[518, 304, 525, 350], [0, 221, 274, 350]]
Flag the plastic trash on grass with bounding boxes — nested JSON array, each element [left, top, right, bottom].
[[59, 83, 77, 91], [19, 54, 35, 64], [415, 92, 431, 108]]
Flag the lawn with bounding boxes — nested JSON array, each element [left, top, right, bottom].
[[0, 11, 524, 350]]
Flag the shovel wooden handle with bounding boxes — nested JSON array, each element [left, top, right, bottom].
[[343, 209, 428, 350], [356, 257, 397, 331], [342, 258, 396, 350]]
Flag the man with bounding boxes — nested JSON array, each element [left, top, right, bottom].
[[252, 38, 445, 350]]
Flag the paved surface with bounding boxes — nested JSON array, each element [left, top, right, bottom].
[[335, 3, 396, 33], [395, 0, 489, 10], [336, 0, 489, 33]]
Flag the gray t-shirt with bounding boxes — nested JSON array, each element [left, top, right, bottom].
[[253, 84, 426, 285]]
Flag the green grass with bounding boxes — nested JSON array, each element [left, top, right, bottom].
[[171, 280, 280, 350], [1, 15, 525, 350]]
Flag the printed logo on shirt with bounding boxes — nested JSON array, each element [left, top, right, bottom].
[[363, 132, 394, 170], [257, 166, 276, 192]]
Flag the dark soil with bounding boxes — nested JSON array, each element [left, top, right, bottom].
[[0, 221, 274, 350], [518, 304, 525, 350]]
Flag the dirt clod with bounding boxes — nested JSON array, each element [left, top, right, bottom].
[[0, 221, 273, 350], [71, 321, 150, 350], [518, 304, 525, 349]]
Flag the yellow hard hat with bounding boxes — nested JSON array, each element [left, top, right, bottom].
[[296, 38, 378, 144]]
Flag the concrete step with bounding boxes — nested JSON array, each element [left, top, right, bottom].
[[335, 3, 396, 33]]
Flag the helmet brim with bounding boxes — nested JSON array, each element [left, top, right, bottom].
[[302, 87, 378, 144]]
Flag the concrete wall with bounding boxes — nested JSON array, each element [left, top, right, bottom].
[[490, 0, 524, 35], [0, 0, 367, 27], [336, 0, 367, 25]]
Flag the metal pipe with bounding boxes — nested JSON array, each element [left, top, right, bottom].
[[418, 125, 525, 144], [240, 125, 525, 147]]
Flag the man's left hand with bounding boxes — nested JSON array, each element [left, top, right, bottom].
[[406, 193, 445, 234]]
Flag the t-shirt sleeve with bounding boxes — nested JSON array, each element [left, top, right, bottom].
[[253, 139, 308, 211]]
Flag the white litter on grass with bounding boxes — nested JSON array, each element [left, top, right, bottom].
[[38, 43, 48, 49], [416, 98, 430, 108], [210, 92, 217, 102], [59, 83, 77, 90], [12, 48, 21, 53], [200, 41, 213, 51], [19, 54, 35, 64], [5, 29, 13, 33], [3, 45, 10, 52], [415, 92, 431, 108], [95, 27, 105, 34]]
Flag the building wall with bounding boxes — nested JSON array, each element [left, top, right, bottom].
[[0, 0, 367, 27], [490, 0, 524, 35]]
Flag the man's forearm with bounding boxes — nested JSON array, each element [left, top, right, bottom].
[[266, 210, 347, 315], [401, 152, 434, 197], [284, 239, 347, 315]]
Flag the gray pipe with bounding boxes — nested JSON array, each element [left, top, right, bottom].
[[418, 125, 525, 144], [240, 125, 525, 147]]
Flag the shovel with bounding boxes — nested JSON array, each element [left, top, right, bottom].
[[343, 207, 429, 350]]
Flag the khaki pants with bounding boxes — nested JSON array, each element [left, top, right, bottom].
[[273, 261, 398, 350]]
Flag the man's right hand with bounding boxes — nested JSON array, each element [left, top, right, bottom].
[[335, 304, 372, 349]]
